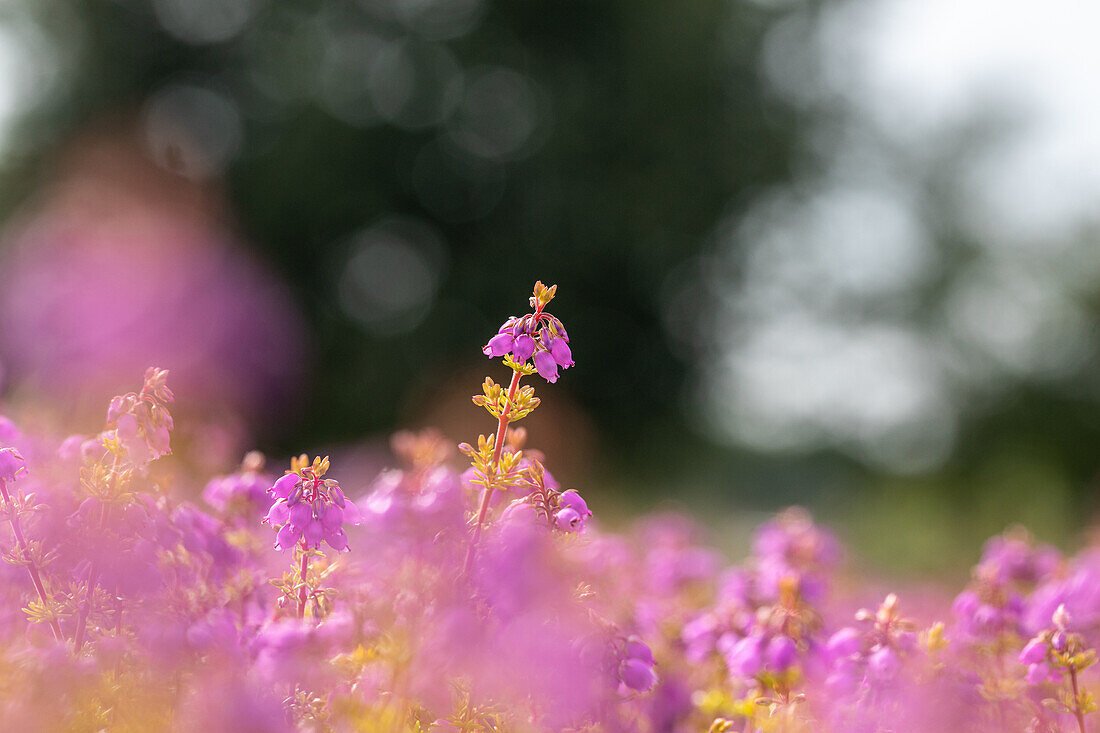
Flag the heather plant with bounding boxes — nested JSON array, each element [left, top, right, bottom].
[[2, 282, 1100, 731]]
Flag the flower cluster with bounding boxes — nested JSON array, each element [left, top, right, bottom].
[[264, 455, 362, 553], [2, 283, 1100, 733], [1019, 605, 1097, 728], [483, 280, 573, 383], [105, 366, 174, 469]]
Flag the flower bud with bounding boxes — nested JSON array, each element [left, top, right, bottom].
[[1053, 603, 1072, 630], [304, 518, 324, 548], [554, 507, 582, 532], [330, 485, 346, 508], [325, 528, 348, 552], [342, 498, 362, 526], [559, 489, 590, 517]]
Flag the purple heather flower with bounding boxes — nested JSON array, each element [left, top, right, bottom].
[[765, 635, 798, 672], [620, 658, 658, 692], [0, 447, 27, 481], [512, 333, 536, 362], [559, 489, 590, 518], [1025, 661, 1057, 685], [501, 498, 538, 525], [625, 637, 655, 665], [725, 634, 765, 678], [275, 522, 302, 550], [827, 627, 862, 660], [533, 350, 559, 383], [264, 501, 290, 526], [867, 645, 900, 680], [483, 299, 574, 384], [1019, 637, 1046, 664], [483, 332, 514, 357], [270, 472, 300, 499], [203, 470, 271, 516], [554, 506, 582, 532], [548, 337, 574, 368], [266, 467, 361, 552]]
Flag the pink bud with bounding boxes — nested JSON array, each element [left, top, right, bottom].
[[554, 507, 582, 532]]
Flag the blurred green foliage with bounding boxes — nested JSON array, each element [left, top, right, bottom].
[[2, 0, 1100, 572]]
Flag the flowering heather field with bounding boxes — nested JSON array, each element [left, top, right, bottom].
[[0, 282, 1096, 732]]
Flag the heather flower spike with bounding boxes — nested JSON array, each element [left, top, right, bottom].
[[265, 454, 360, 619], [1019, 604, 1097, 731], [481, 280, 573, 383], [0, 446, 62, 641], [464, 281, 575, 574], [73, 367, 175, 653]]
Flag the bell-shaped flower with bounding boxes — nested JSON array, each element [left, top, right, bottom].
[[533, 350, 559, 383]]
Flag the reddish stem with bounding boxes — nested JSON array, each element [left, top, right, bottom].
[[463, 368, 523, 575], [297, 539, 310, 620], [0, 478, 62, 641], [1071, 665, 1088, 733]]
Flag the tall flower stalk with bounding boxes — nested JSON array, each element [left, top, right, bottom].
[[0, 449, 63, 641], [462, 281, 573, 574], [264, 455, 361, 620], [73, 367, 174, 653], [1020, 604, 1097, 733]]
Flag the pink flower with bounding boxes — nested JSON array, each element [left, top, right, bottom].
[[533, 350, 559, 383], [0, 447, 27, 482]]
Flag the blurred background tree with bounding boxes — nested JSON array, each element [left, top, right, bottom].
[[1, 0, 1099, 573]]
